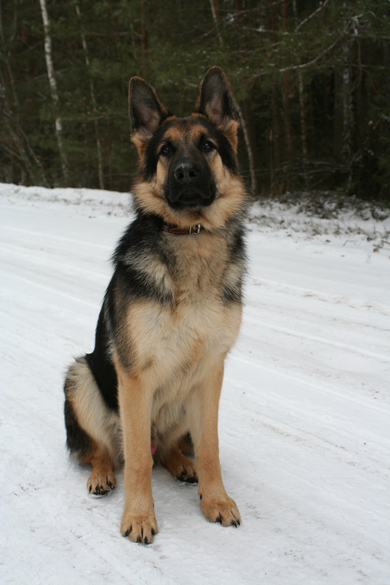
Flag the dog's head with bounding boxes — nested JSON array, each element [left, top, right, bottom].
[[129, 67, 246, 230]]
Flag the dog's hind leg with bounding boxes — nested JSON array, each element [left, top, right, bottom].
[[82, 441, 116, 495], [177, 432, 194, 456], [64, 357, 120, 495], [64, 392, 117, 495], [160, 443, 197, 484]]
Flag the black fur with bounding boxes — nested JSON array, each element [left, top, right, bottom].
[[221, 225, 246, 305], [85, 297, 119, 412], [64, 376, 92, 457]]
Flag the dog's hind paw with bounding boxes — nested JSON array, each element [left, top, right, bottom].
[[177, 468, 198, 484], [176, 459, 198, 484], [161, 447, 198, 484], [87, 472, 116, 496]]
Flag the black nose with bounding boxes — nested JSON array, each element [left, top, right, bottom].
[[173, 162, 200, 184]]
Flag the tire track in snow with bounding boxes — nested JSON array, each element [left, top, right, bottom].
[[1, 269, 98, 309], [229, 351, 390, 415], [250, 277, 390, 316], [0, 222, 111, 251], [1, 240, 109, 285], [242, 312, 389, 363]]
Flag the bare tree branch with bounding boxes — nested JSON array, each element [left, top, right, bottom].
[[295, 0, 330, 33], [279, 36, 341, 74]]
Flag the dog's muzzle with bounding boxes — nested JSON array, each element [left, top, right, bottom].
[[167, 161, 215, 209]]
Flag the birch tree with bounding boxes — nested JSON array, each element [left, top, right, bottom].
[[39, 0, 68, 183]]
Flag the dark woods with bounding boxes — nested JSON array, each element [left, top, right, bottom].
[[1, 1, 389, 201]]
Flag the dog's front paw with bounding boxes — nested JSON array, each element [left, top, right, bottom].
[[121, 509, 158, 545], [200, 495, 241, 527]]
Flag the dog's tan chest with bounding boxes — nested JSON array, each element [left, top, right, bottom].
[[127, 284, 241, 372], [126, 291, 241, 434], [125, 236, 242, 389]]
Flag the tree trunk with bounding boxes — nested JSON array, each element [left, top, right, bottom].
[[341, 1, 354, 168], [281, 1, 293, 190], [39, 0, 68, 184], [271, 83, 283, 194], [209, 0, 257, 196], [341, 41, 353, 160], [141, 0, 147, 67], [293, 0, 309, 188], [75, 5, 104, 190], [209, 0, 223, 47], [233, 99, 258, 196], [0, 31, 48, 186]]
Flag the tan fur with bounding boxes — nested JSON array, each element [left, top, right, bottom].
[[83, 441, 117, 495], [119, 232, 242, 436], [160, 445, 197, 482], [121, 233, 242, 382], [131, 130, 153, 157], [115, 359, 158, 542]]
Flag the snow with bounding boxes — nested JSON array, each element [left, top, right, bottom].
[[1, 183, 389, 585]]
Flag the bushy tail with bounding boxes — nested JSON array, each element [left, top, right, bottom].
[[63, 357, 93, 460]]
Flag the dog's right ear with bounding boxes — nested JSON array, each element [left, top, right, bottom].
[[129, 77, 170, 154], [195, 66, 239, 152]]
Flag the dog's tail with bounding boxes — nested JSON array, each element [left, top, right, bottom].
[[64, 357, 94, 460], [63, 356, 122, 466]]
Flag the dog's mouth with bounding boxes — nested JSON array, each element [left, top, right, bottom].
[[168, 189, 214, 209], [166, 181, 216, 210]]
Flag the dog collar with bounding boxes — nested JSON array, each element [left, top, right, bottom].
[[167, 224, 205, 235]]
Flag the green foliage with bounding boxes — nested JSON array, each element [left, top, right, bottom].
[[1, 0, 389, 200]]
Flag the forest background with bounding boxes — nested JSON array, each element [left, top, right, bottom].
[[1, 0, 389, 202]]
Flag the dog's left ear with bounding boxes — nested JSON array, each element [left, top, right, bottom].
[[195, 66, 239, 143], [129, 77, 170, 154]]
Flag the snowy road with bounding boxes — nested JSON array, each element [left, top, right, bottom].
[[1, 185, 389, 584]]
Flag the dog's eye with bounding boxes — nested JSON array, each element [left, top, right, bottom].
[[202, 141, 214, 152], [160, 144, 173, 156]]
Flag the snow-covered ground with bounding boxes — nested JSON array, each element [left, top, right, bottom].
[[1, 183, 389, 585]]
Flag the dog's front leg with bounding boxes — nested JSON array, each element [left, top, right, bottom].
[[116, 365, 158, 544], [190, 364, 241, 527]]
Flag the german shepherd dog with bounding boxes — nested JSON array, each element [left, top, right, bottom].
[[64, 66, 247, 544]]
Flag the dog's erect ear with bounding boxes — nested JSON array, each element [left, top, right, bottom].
[[129, 77, 169, 153], [195, 66, 239, 137]]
